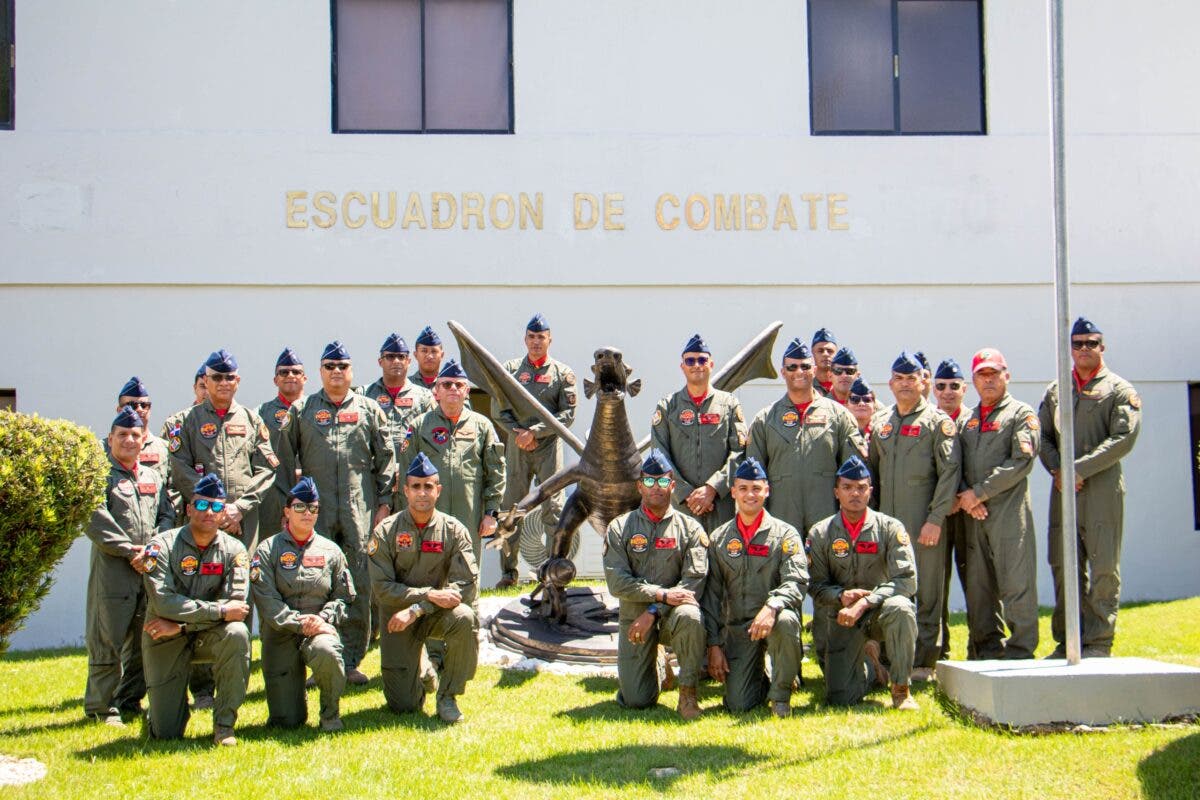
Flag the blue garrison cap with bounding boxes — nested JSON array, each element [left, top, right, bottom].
[[288, 477, 319, 503], [811, 328, 837, 346], [275, 347, 303, 368], [1072, 317, 1102, 337], [406, 452, 439, 478], [836, 455, 871, 481], [891, 351, 922, 375], [415, 326, 442, 347], [832, 347, 858, 367], [734, 457, 768, 482], [640, 448, 675, 476], [194, 473, 227, 500], [526, 313, 550, 333], [112, 405, 144, 429], [914, 351, 931, 372], [437, 359, 468, 381], [205, 349, 238, 374], [380, 333, 410, 354], [117, 376, 149, 400], [194, 362, 207, 381], [783, 338, 812, 361], [321, 341, 351, 361], [935, 359, 965, 380], [682, 333, 711, 356], [850, 378, 873, 398]]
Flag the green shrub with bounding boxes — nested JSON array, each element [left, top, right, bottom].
[[0, 411, 107, 655]]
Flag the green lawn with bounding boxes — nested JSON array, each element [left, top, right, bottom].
[[2, 597, 1198, 800]]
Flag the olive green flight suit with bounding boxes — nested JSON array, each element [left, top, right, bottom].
[[495, 356, 577, 577], [162, 407, 198, 517], [141, 526, 251, 739], [960, 393, 1041, 659], [650, 388, 747, 533], [360, 378, 435, 510], [702, 511, 808, 711], [105, 431, 178, 526], [941, 406, 973, 659], [808, 511, 917, 704], [84, 454, 174, 717], [367, 510, 479, 713], [403, 407, 505, 566], [603, 506, 708, 709], [1038, 367, 1140, 654], [257, 395, 303, 538], [276, 389, 397, 671], [168, 399, 278, 554], [867, 398, 961, 667], [251, 531, 356, 727]]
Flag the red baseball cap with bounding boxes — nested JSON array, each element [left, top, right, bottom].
[[971, 348, 1008, 373]]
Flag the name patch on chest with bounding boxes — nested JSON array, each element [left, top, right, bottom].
[[396, 397, 414, 408], [302, 554, 326, 567], [855, 541, 878, 554], [747, 544, 770, 557], [137, 482, 158, 496], [421, 540, 444, 553], [699, 413, 721, 425], [337, 411, 359, 424], [201, 561, 224, 575], [534, 374, 552, 384], [225, 424, 247, 436], [805, 414, 827, 426], [981, 421, 1001, 432], [654, 537, 676, 549], [139, 452, 160, 464], [900, 424, 921, 437]]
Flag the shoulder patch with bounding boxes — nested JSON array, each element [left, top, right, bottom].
[[259, 422, 270, 441], [781, 536, 799, 556], [564, 371, 576, 387], [697, 531, 709, 548], [652, 408, 663, 427], [234, 551, 249, 568], [1129, 393, 1141, 410], [1025, 414, 1040, 431], [367, 537, 379, 556], [735, 406, 744, 423], [896, 530, 910, 546]]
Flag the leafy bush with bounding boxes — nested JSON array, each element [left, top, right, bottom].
[[0, 411, 107, 655]]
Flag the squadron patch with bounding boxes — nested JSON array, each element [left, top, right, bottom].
[[180, 555, 199, 575], [726, 538, 743, 558], [1025, 414, 1040, 431], [376, 394, 392, 409], [367, 537, 379, 556], [518, 372, 532, 384], [314, 410, 333, 426], [142, 544, 159, 572], [116, 478, 135, 496], [168, 434, 182, 452], [897, 530, 911, 546], [279, 551, 298, 570], [679, 409, 696, 426], [234, 552, 249, 568], [279, 413, 291, 430], [966, 418, 980, 430], [831, 538, 850, 559], [941, 419, 956, 437], [567, 391, 577, 406], [629, 533, 649, 553], [781, 410, 800, 428], [735, 406, 744, 423], [432, 427, 450, 445], [652, 409, 664, 427], [782, 537, 799, 556], [275, 408, 289, 425], [200, 422, 218, 439], [259, 423, 270, 441], [249, 555, 261, 582], [878, 423, 893, 440], [396, 532, 414, 550], [565, 372, 576, 386]]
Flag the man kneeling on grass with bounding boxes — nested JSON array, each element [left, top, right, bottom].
[[807, 455, 920, 711]]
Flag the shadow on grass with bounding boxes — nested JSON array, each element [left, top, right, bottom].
[[0, 697, 83, 718], [1136, 730, 1200, 800], [495, 743, 764, 787], [494, 669, 538, 689], [576, 675, 617, 694]]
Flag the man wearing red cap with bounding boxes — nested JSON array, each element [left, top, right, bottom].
[[958, 348, 1041, 660]]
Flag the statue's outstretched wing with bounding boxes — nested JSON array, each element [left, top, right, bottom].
[[635, 321, 783, 452], [448, 320, 587, 457]]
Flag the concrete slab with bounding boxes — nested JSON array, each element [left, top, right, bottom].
[[936, 657, 1200, 727]]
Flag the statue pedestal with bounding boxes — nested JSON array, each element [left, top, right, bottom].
[[489, 586, 619, 664]]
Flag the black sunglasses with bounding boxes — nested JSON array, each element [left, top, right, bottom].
[[832, 366, 858, 376], [848, 396, 873, 405], [783, 363, 815, 372], [289, 502, 320, 514], [380, 353, 410, 361], [276, 368, 304, 377], [127, 400, 152, 409], [206, 373, 238, 383], [322, 362, 352, 371], [1071, 340, 1102, 350], [934, 381, 964, 391], [682, 356, 710, 367]]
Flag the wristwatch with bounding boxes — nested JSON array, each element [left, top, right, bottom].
[[646, 603, 661, 618], [410, 606, 425, 619]]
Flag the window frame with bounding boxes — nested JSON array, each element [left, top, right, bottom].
[[1, 0, 13, 131], [330, 0, 514, 135], [1188, 382, 1200, 530], [806, 0, 986, 137]]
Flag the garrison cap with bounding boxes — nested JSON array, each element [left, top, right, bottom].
[[288, 477, 319, 503], [891, 351, 922, 375], [112, 405, 144, 429], [935, 359, 965, 380], [205, 349, 238, 373], [832, 347, 858, 367], [194, 362, 207, 381], [850, 378, 874, 398], [914, 351, 931, 372], [118, 376, 149, 400], [783, 338, 812, 362], [321, 341, 351, 361], [811, 328, 837, 346], [1071, 317, 1102, 337], [640, 448, 675, 476], [436, 359, 468, 381], [971, 348, 1008, 373], [836, 455, 871, 481], [682, 333, 711, 356], [193, 473, 227, 500], [526, 313, 550, 333], [734, 457, 768, 482], [380, 333, 410, 354], [407, 452, 439, 478], [275, 347, 303, 368], [415, 326, 442, 347]]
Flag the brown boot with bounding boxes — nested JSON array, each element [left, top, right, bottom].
[[677, 686, 701, 720], [864, 640, 889, 688], [891, 684, 919, 711]]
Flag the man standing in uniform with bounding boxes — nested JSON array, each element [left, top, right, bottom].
[[361, 333, 435, 510], [251, 477, 355, 731], [162, 363, 209, 443], [141, 474, 252, 745], [811, 328, 838, 398], [84, 406, 174, 725], [411, 326, 447, 390], [258, 347, 307, 538], [115, 378, 173, 508], [368, 454, 479, 723], [602, 450, 708, 719], [828, 348, 860, 406], [276, 340, 397, 685], [703, 457, 807, 717], [494, 313, 577, 586], [807, 456, 919, 710], [932, 358, 972, 658], [649, 333, 746, 533], [868, 351, 961, 680], [1038, 317, 1140, 658], [958, 348, 1041, 660]]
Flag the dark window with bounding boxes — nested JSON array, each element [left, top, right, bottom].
[[332, 0, 513, 134], [1189, 383, 1200, 530], [0, 389, 14, 411], [1, 0, 12, 130], [808, 0, 985, 135]]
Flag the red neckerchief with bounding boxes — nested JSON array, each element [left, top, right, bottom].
[[386, 385, 403, 398], [1073, 367, 1100, 393], [422, 374, 436, 386], [736, 510, 764, 544], [949, 407, 962, 421], [841, 511, 868, 543], [642, 505, 664, 524], [834, 394, 848, 406], [289, 532, 313, 549], [689, 391, 708, 406], [819, 380, 833, 393], [415, 520, 429, 531], [979, 404, 995, 421], [529, 356, 547, 368], [214, 407, 228, 418], [446, 414, 460, 427], [794, 401, 812, 418], [277, 393, 292, 408], [118, 459, 139, 478]]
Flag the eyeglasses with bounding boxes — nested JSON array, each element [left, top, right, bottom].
[[276, 368, 304, 377], [682, 356, 710, 367], [848, 396, 873, 405], [289, 502, 320, 514], [438, 381, 468, 391], [1071, 339, 1102, 350], [782, 363, 815, 372], [193, 499, 226, 512], [381, 353, 410, 362], [127, 401, 152, 410], [640, 476, 672, 488], [206, 373, 239, 383], [322, 362, 352, 371], [832, 366, 858, 376], [934, 381, 964, 391]]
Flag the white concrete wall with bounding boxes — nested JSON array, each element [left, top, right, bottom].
[[2, 1, 1198, 647]]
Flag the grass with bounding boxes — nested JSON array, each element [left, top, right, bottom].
[[1, 595, 1198, 800]]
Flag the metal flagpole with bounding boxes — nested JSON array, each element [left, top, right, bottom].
[[1047, 0, 1082, 666]]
